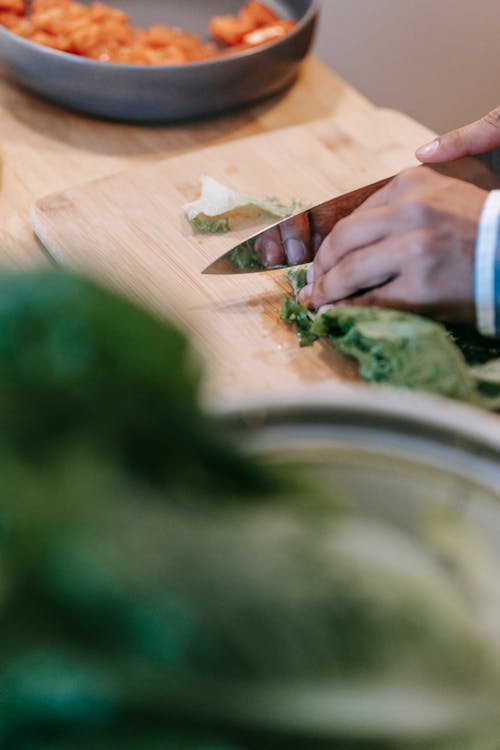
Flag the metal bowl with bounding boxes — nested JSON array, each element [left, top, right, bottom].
[[0, 0, 319, 121], [211, 387, 500, 744], [223, 386, 500, 535]]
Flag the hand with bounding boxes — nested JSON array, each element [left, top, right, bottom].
[[298, 167, 487, 324], [416, 106, 500, 163], [254, 181, 389, 267]]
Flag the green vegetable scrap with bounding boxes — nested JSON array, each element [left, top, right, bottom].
[[190, 216, 230, 234], [281, 264, 500, 408], [286, 264, 309, 298], [183, 176, 302, 233], [313, 306, 477, 401], [280, 297, 317, 347]]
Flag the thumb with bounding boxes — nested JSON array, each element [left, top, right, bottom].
[[415, 106, 500, 163]]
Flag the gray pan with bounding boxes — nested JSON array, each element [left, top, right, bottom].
[[0, 0, 319, 121]]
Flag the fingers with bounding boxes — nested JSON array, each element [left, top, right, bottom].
[[255, 176, 398, 268], [416, 105, 500, 163], [312, 205, 392, 278], [255, 213, 312, 267], [336, 280, 416, 312], [298, 240, 401, 309], [314, 279, 428, 315], [301, 168, 440, 307]]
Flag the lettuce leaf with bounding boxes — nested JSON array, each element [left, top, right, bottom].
[[190, 216, 230, 234], [184, 176, 301, 233], [281, 264, 500, 407]]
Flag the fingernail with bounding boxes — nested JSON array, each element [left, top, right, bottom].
[[263, 238, 282, 267], [298, 283, 313, 307], [285, 239, 307, 265], [416, 138, 440, 159], [306, 264, 315, 283]]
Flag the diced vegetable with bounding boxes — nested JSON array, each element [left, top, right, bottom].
[[243, 21, 296, 47], [240, 0, 280, 27], [0, 1, 296, 64], [209, 15, 254, 47]]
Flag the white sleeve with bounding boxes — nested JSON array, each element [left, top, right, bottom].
[[474, 190, 500, 337]]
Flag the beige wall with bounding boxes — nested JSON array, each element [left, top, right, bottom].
[[313, 0, 498, 134]]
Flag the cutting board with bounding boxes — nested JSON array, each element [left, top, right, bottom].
[[31, 107, 435, 405]]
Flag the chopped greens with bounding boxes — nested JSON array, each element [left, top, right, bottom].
[[184, 176, 302, 233], [190, 216, 230, 234], [286, 263, 309, 298], [281, 264, 500, 408], [280, 297, 317, 347]]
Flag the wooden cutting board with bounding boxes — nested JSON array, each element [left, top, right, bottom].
[[31, 108, 435, 405]]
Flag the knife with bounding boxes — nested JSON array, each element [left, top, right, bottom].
[[202, 174, 393, 275]]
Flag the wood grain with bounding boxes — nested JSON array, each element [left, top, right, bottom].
[[31, 108, 435, 405], [0, 58, 371, 267]]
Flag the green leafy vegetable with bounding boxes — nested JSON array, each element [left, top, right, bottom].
[[313, 306, 477, 401], [281, 264, 500, 408], [0, 269, 277, 498], [184, 176, 302, 233], [286, 263, 310, 298], [280, 297, 317, 347], [1, 270, 500, 749], [190, 216, 230, 234]]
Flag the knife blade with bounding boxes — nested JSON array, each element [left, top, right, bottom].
[[202, 174, 394, 275]]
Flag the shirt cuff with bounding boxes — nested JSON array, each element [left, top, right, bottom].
[[474, 190, 500, 336]]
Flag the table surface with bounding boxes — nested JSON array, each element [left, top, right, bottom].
[[0, 57, 372, 268]]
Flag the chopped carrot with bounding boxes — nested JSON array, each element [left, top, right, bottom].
[[243, 20, 296, 47], [0, 0, 25, 14], [209, 15, 254, 47], [240, 1, 279, 27], [0, 0, 296, 65], [0, 10, 22, 29]]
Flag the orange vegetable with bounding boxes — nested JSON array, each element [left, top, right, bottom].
[[209, 15, 254, 47], [243, 20, 296, 47], [240, 1, 279, 27], [0, 0, 296, 65], [0, 11, 23, 29], [0, 0, 25, 14], [211, 1, 289, 47]]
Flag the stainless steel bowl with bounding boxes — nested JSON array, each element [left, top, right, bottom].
[[222, 386, 500, 534], [210, 387, 500, 745], [0, 0, 319, 121]]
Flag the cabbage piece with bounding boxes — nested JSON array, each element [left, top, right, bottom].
[[281, 265, 500, 407], [313, 305, 477, 401], [184, 176, 301, 232]]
